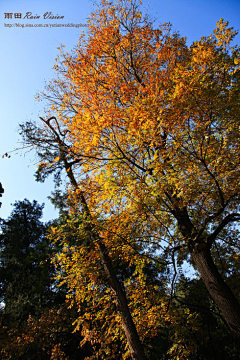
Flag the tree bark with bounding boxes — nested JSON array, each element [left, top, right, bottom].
[[171, 202, 240, 344], [97, 241, 148, 360], [191, 245, 240, 344]]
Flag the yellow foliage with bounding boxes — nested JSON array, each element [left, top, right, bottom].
[[21, 0, 240, 357]]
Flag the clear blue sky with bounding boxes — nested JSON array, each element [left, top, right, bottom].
[[0, 0, 239, 222]]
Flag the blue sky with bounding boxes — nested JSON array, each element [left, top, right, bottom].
[[0, 0, 239, 222]]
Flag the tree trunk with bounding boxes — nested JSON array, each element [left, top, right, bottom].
[[191, 246, 240, 343], [97, 240, 148, 360]]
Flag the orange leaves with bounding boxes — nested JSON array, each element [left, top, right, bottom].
[[20, 1, 240, 356], [214, 18, 238, 49], [35, 6, 240, 243]]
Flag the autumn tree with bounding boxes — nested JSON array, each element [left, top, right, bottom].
[[20, 0, 240, 356], [49, 210, 186, 359]]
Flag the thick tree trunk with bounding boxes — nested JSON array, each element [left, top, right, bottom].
[[191, 246, 240, 343], [97, 240, 148, 360]]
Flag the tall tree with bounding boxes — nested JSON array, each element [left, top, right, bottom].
[[0, 199, 54, 325], [0, 200, 92, 360], [49, 208, 199, 359], [20, 0, 240, 353]]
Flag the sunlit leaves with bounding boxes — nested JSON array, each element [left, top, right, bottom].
[[19, 0, 240, 356]]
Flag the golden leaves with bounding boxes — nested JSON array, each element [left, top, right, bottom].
[[32, 2, 240, 357]]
